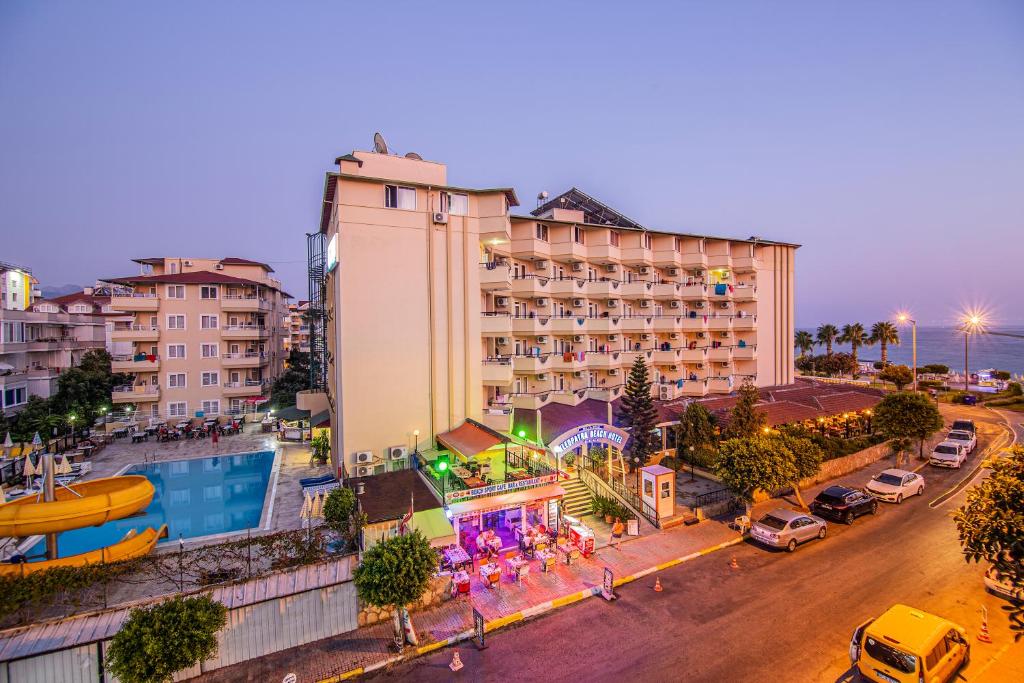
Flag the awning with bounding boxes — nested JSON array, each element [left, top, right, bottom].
[[273, 406, 309, 421], [412, 508, 456, 547], [245, 396, 269, 404], [448, 483, 566, 516], [437, 421, 504, 459], [311, 410, 330, 428]]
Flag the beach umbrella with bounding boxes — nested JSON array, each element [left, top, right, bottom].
[[2, 432, 11, 460], [22, 455, 37, 478], [56, 455, 73, 476], [31, 432, 42, 449], [0, 484, 6, 503], [310, 491, 324, 520], [299, 492, 312, 521]]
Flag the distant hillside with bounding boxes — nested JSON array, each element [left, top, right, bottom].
[[39, 284, 83, 299]]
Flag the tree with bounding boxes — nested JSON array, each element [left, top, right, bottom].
[[775, 432, 824, 510], [816, 324, 839, 356], [269, 350, 312, 410], [354, 530, 437, 645], [889, 437, 913, 468], [794, 331, 814, 358], [722, 381, 766, 440], [714, 436, 796, 517], [954, 446, 1024, 639], [873, 392, 944, 460], [878, 364, 914, 391], [323, 486, 364, 548], [105, 594, 227, 683], [870, 322, 900, 365], [620, 356, 659, 468], [839, 323, 870, 370], [674, 402, 717, 467]]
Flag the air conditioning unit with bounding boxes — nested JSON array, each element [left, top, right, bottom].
[[694, 268, 705, 277], [432, 212, 449, 224], [355, 451, 373, 464], [639, 266, 651, 275], [571, 262, 584, 272], [572, 298, 585, 307], [659, 385, 672, 400], [608, 368, 619, 376], [640, 333, 652, 341], [535, 260, 549, 270], [696, 363, 704, 369], [720, 331, 730, 338], [573, 371, 584, 378], [356, 465, 373, 477], [669, 333, 680, 339], [667, 268, 679, 276], [639, 300, 651, 308], [572, 335, 585, 343], [183, 260, 193, 267], [496, 337, 509, 345], [389, 446, 408, 460], [697, 332, 707, 339], [605, 264, 618, 273], [694, 301, 706, 309], [215, 263, 224, 270], [535, 298, 549, 307], [607, 334, 618, 341], [607, 299, 618, 308], [536, 336, 548, 344], [536, 373, 548, 381], [720, 301, 731, 309], [669, 300, 681, 309], [720, 362, 730, 367], [495, 297, 510, 307]]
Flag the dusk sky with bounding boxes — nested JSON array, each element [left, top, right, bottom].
[[2, 1, 1022, 327]]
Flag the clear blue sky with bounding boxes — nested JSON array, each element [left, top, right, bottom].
[[2, 1, 1022, 326]]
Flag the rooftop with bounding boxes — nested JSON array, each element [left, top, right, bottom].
[[346, 469, 442, 524]]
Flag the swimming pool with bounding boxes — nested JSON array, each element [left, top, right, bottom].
[[25, 450, 277, 560]]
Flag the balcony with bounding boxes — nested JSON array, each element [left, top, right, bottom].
[[653, 250, 682, 268], [654, 316, 683, 333], [588, 351, 622, 369], [586, 316, 621, 334], [588, 244, 620, 263], [733, 345, 757, 361], [512, 315, 552, 336], [708, 347, 732, 363], [481, 313, 512, 337], [653, 348, 683, 365], [551, 352, 588, 373], [707, 316, 732, 332], [550, 241, 588, 263], [585, 386, 624, 402], [621, 247, 653, 266], [480, 263, 512, 291], [511, 276, 550, 298], [708, 377, 734, 393], [513, 355, 552, 374], [110, 293, 159, 311], [585, 279, 621, 298], [482, 358, 513, 385], [679, 283, 707, 300], [550, 389, 588, 408], [550, 277, 585, 297], [733, 256, 758, 273], [111, 355, 161, 372], [221, 296, 271, 312], [682, 380, 709, 397], [510, 237, 550, 260], [733, 285, 758, 302], [222, 325, 270, 339], [681, 316, 706, 332], [680, 253, 708, 269], [733, 315, 756, 331], [511, 392, 553, 410], [681, 347, 707, 363], [652, 283, 679, 300], [111, 325, 160, 342], [620, 281, 654, 298], [550, 315, 586, 335], [221, 352, 268, 368], [112, 384, 160, 403], [621, 316, 653, 334], [620, 350, 654, 368], [707, 253, 732, 270], [223, 380, 266, 397], [708, 284, 732, 301]]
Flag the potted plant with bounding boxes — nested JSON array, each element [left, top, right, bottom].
[[310, 431, 330, 466], [563, 453, 575, 472]]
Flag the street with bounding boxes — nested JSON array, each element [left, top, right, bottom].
[[372, 408, 1022, 682]]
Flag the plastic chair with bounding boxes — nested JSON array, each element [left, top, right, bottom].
[[734, 515, 751, 533]]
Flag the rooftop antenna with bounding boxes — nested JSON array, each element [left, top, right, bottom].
[[404, 152, 423, 160], [536, 191, 548, 208], [373, 132, 389, 155]]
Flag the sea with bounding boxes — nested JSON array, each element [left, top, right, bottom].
[[797, 326, 1024, 377]]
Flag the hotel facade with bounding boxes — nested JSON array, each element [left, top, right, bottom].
[[317, 149, 797, 479], [104, 257, 290, 421]]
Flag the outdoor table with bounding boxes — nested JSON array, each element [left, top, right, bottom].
[[112, 427, 129, 438], [537, 549, 557, 572], [131, 433, 148, 443], [478, 562, 500, 589], [443, 546, 472, 572], [451, 466, 472, 479], [505, 555, 529, 582], [451, 570, 471, 596], [462, 476, 485, 488], [176, 422, 190, 429], [556, 541, 581, 565], [143, 426, 160, 435]]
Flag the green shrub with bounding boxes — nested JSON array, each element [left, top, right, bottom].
[[323, 487, 360, 539]]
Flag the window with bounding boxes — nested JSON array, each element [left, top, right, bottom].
[[166, 285, 185, 299], [2, 321, 26, 343], [201, 343, 218, 358], [168, 262, 179, 274], [609, 231, 620, 247], [3, 387, 27, 409], [167, 315, 186, 330], [200, 286, 218, 299], [535, 223, 549, 242], [674, 237, 681, 252], [201, 371, 219, 386], [167, 401, 187, 417], [201, 399, 220, 415], [384, 185, 416, 209], [573, 226, 585, 245], [70, 304, 91, 313], [167, 344, 186, 359], [643, 233, 652, 249], [168, 373, 186, 388], [448, 192, 468, 216], [201, 314, 218, 329]]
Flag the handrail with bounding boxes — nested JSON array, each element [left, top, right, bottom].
[[577, 455, 660, 528]]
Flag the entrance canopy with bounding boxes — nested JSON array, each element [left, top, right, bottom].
[[548, 423, 629, 456], [412, 508, 456, 547], [447, 483, 566, 517], [436, 420, 506, 460]]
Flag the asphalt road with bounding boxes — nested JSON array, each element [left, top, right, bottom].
[[373, 408, 1020, 683]]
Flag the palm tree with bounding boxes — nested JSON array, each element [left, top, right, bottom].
[[839, 323, 870, 367], [870, 321, 900, 365], [794, 331, 814, 358], [815, 324, 839, 356]]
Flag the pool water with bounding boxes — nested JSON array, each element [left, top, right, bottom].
[[26, 450, 276, 560]]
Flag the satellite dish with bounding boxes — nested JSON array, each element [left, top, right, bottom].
[[373, 132, 389, 155], [404, 152, 423, 160]]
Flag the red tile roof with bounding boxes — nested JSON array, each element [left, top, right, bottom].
[[104, 270, 285, 294], [436, 420, 506, 458], [756, 401, 825, 426], [219, 257, 275, 272], [812, 391, 882, 414]]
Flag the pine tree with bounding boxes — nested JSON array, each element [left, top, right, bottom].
[[722, 381, 766, 440], [674, 402, 717, 467], [621, 356, 660, 468]]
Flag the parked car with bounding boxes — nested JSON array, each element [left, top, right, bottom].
[[866, 469, 925, 504], [984, 566, 1019, 601], [945, 429, 977, 454], [809, 485, 878, 524], [850, 604, 970, 683], [951, 419, 976, 435], [930, 442, 967, 469], [749, 509, 827, 552]]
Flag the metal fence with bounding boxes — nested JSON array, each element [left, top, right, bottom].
[[577, 455, 660, 527]]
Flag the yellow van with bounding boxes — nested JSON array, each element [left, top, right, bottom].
[[849, 604, 970, 683]]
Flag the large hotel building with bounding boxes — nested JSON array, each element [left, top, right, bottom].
[[318, 148, 797, 478], [104, 257, 290, 421]]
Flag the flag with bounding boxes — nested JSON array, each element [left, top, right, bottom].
[[399, 491, 414, 535]]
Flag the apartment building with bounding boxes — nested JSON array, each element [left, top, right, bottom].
[[318, 148, 796, 477], [105, 257, 290, 421], [283, 301, 311, 355], [0, 262, 106, 415], [33, 285, 134, 355]]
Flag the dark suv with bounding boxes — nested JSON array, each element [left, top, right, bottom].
[[810, 485, 878, 524], [951, 419, 976, 435]]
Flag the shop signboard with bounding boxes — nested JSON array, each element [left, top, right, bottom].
[[445, 472, 557, 504], [473, 608, 486, 649], [549, 423, 630, 456]]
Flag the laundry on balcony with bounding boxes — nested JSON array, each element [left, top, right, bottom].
[[676, 379, 684, 388], [133, 353, 147, 362], [688, 341, 698, 350], [688, 311, 698, 319], [738, 340, 747, 348], [714, 283, 728, 295], [660, 342, 671, 351]]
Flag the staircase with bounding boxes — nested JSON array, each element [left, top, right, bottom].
[[561, 476, 595, 518]]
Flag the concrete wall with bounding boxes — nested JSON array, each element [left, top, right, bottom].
[[358, 574, 453, 628]]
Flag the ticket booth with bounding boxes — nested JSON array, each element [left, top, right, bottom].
[[640, 465, 675, 519]]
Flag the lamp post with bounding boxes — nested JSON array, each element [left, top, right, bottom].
[[688, 445, 695, 482], [962, 315, 982, 393], [68, 415, 76, 447], [897, 313, 917, 392], [412, 429, 420, 456], [633, 456, 641, 493]]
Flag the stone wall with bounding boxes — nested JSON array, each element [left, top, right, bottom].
[[357, 574, 453, 628]]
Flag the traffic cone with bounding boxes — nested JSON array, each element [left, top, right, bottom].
[[730, 556, 739, 570], [654, 577, 663, 592], [978, 612, 993, 643], [449, 649, 464, 672]]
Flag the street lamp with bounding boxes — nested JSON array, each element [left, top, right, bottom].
[[896, 313, 917, 392], [632, 456, 641, 492], [688, 445, 695, 482], [961, 313, 983, 393], [412, 429, 420, 455], [68, 415, 76, 447]]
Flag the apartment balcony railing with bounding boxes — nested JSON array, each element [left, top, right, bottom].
[[620, 281, 654, 298], [707, 253, 732, 269], [481, 312, 513, 337], [680, 315, 706, 332], [586, 316, 621, 334], [621, 316, 654, 333], [733, 344, 757, 361], [221, 295, 271, 312], [654, 316, 684, 333], [480, 262, 512, 291], [585, 279, 621, 298], [510, 391, 553, 410], [732, 256, 758, 273], [221, 352, 268, 367], [111, 354, 161, 372], [652, 348, 683, 365], [682, 380, 709, 397], [512, 315, 551, 336], [620, 349, 653, 367], [588, 244, 621, 263], [708, 316, 733, 332], [587, 351, 622, 370], [110, 293, 159, 311], [111, 325, 160, 341], [679, 283, 708, 300], [550, 315, 586, 335], [511, 274, 550, 298], [549, 277, 586, 297], [112, 383, 161, 402], [550, 241, 588, 263], [680, 347, 707, 363], [223, 380, 266, 396], [708, 346, 732, 363], [733, 285, 758, 302], [652, 283, 680, 300], [620, 247, 653, 266], [708, 376, 735, 392], [512, 354, 551, 374], [510, 236, 551, 259], [732, 315, 757, 331], [584, 385, 624, 402], [481, 357, 513, 385], [222, 325, 270, 339], [652, 249, 682, 268], [679, 253, 708, 269], [551, 352, 588, 372]]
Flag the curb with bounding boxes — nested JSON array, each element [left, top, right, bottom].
[[316, 535, 743, 681]]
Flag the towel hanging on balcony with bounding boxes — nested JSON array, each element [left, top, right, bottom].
[[714, 283, 727, 295], [738, 340, 746, 348], [727, 284, 734, 292], [676, 379, 683, 388]]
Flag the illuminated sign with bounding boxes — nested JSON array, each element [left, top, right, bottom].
[[549, 423, 629, 456], [445, 473, 557, 504], [326, 234, 338, 272]]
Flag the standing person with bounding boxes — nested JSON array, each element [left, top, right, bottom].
[[211, 428, 219, 448], [609, 517, 625, 551]]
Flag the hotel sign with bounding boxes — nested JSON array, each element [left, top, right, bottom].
[[549, 423, 629, 456], [445, 473, 557, 504]]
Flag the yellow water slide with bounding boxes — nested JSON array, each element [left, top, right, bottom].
[[0, 476, 156, 537], [0, 524, 168, 577]]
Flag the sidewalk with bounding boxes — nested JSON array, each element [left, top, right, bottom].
[[192, 517, 740, 682]]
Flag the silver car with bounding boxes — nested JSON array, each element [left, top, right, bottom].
[[750, 508, 827, 552]]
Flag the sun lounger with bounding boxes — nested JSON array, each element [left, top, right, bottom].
[[299, 474, 336, 488], [302, 481, 341, 496]]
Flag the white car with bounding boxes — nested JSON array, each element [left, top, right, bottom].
[[946, 429, 977, 454], [866, 469, 925, 504], [984, 566, 1019, 601], [930, 441, 967, 468]]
